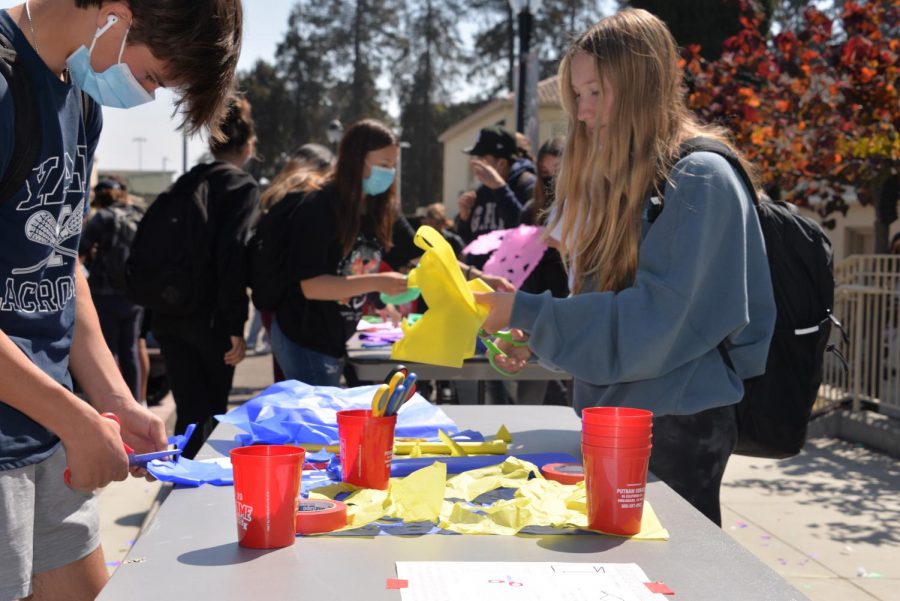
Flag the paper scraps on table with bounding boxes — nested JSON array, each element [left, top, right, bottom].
[[309, 457, 669, 540]]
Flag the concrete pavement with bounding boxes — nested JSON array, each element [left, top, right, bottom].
[[97, 353, 900, 600]]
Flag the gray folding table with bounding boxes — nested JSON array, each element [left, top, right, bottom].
[[98, 406, 806, 600]]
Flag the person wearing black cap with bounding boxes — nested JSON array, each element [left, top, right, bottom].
[[455, 126, 537, 251], [79, 176, 145, 402]]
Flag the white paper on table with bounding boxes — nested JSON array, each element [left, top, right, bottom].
[[395, 562, 667, 601]]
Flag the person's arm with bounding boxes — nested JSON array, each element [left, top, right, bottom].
[[458, 261, 515, 293], [290, 195, 409, 302], [0, 326, 131, 492], [472, 159, 527, 225], [300, 273, 408, 300], [68, 267, 167, 457], [503, 153, 775, 385]]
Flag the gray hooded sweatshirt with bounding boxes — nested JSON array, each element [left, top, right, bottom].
[[510, 152, 776, 416]]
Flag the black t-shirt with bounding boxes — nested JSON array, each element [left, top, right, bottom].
[[275, 183, 420, 358]]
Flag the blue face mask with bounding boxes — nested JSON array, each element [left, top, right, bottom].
[[66, 15, 155, 109], [362, 165, 396, 196]]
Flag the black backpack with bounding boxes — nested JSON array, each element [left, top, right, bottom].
[[98, 204, 143, 291], [125, 163, 230, 315], [247, 190, 307, 311], [0, 34, 97, 205], [652, 137, 844, 459]]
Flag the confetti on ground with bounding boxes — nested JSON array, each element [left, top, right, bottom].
[[123, 557, 146, 565]]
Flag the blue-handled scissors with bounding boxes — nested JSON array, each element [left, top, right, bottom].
[[478, 329, 529, 377], [129, 422, 196, 466], [385, 373, 416, 416]]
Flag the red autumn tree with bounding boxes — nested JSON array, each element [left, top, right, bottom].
[[682, 0, 899, 250]]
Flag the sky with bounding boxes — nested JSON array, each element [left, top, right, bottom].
[[0, 0, 297, 174]]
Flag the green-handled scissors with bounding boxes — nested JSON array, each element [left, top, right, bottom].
[[479, 329, 530, 377]]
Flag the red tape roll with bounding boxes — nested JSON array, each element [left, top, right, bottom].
[[541, 462, 585, 484], [295, 499, 348, 535]]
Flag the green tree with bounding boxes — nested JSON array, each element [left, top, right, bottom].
[[273, 1, 395, 157], [628, 0, 775, 60], [682, 1, 899, 250], [397, 0, 468, 213], [238, 60, 294, 181], [468, 1, 608, 97]]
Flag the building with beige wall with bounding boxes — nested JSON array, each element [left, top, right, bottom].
[[798, 204, 898, 262], [438, 76, 569, 219]]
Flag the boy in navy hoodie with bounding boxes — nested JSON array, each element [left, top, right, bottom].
[[0, 1, 242, 599]]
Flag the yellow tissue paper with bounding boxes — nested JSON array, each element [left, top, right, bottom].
[[391, 225, 492, 368], [310, 458, 669, 540], [437, 430, 468, 456], [494, 424, 512, 443], [387, 461, 447, 522]]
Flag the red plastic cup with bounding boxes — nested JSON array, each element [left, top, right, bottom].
[[582, 423, 652, 438], [582, 443, 652, 536], [582, 407, 653, 426], [230, 445, 305, 549], [582, 432, 652, 448], [337, 409, 396, 490]]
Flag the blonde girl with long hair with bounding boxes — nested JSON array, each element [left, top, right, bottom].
[[477, 9, 776, 525]]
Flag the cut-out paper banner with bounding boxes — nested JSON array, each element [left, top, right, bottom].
[[482, 225, 548, 288]]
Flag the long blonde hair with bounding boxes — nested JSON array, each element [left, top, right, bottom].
[[552, 9, 751, 293], [260, 144, 334, 210]]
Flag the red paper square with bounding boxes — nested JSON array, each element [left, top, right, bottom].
[[645, 581, 675, 595], [386, 579, 409, 590]]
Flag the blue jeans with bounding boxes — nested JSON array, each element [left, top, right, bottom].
[[271, 318, 344, 386]]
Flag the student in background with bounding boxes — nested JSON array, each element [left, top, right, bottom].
[[152, 95, 259, 459], [273, 120, 415, 386], [256, 143, 335, 382], [455, 126, 536, 250], [79, 177, 145, 401], [476, 9, 775, 525]]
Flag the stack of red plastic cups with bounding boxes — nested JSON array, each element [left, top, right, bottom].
[[581, 407, 653, 536]]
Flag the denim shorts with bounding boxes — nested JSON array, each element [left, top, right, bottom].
[[0, 444, 100, 601]]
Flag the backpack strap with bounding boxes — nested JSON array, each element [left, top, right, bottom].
[[677, 137, 759, 205], [0, 33, 42, 207], [648, 136, 759, 224], [649, 136, 761, 371]]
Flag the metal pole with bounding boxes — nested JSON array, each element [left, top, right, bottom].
[[132, 137, 146, 171], [515, 8, 532, 134]]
